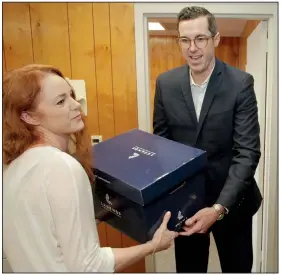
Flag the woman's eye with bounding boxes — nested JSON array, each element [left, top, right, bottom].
[[57, 99, 65, 105]]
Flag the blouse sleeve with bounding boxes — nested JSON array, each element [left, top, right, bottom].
[[44, 152, 115, 272]]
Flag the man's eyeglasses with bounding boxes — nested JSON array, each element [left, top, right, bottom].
[[177, 35, 214, 49]]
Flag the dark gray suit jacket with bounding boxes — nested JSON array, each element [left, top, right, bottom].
[[153, 58, 262, 215]]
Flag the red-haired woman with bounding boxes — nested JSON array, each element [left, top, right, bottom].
[[3, 64, 178, 272]]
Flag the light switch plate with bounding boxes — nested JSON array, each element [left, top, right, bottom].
[[91, 135, 102, 145]]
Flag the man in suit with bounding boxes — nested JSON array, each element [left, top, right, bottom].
[[153, 6, 262, 273]]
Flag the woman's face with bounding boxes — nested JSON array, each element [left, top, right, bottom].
[[30, 73, 84, 136]]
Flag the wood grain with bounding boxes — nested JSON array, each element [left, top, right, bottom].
[[109, 3, 138, 135], [93, 3, 115, 141], [3, 3, 33, 70], [67, 3, 99, 135], [30, 3, 71, 77]]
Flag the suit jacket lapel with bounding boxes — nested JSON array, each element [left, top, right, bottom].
[[195, 59, 223, 141], [181, 65, 198, 127]]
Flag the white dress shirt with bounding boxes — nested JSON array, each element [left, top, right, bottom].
[[190, 65, 215, 121]]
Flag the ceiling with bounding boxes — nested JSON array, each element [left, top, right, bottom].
[[148, 18, 248, 37]]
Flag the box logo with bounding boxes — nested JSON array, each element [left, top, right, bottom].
[[105, 193, 112, 205], [175, 210, 188, 231], [177, 210, 184, 220], [100, 194, 122, 218], [132, 146, 156, 157], [128, 152, 140, 159]]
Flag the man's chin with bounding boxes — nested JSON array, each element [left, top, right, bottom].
[[187, 61, 204, 73]]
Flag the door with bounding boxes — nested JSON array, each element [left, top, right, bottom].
[[245, 20, 268, 272]]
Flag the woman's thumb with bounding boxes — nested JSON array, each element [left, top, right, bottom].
[[161, 211, 171, 228]]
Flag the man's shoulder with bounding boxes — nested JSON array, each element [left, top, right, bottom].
[[221, 60, 252, 83]]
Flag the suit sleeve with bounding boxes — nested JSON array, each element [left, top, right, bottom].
[[216, 74, 261, 210], [153, 77, 171, 138]]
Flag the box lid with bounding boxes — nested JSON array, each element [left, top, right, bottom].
[[92, 129, 207, 206]]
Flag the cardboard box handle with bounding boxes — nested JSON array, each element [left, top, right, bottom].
[[95, 175, 111, 184], [169, 181, 186, 195]]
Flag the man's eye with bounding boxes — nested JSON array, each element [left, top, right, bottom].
[[57, 99, 65, 105]]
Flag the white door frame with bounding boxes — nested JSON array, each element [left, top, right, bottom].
[[134, 2, 278, 273], [246, 20, 268, 272]]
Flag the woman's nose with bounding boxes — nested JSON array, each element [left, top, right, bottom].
[[71, 97, 81, 110]]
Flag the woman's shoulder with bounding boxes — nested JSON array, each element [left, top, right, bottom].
[[40, 147, 84, 169], [20, 146, 85, 176]]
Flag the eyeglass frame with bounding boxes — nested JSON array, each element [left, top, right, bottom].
[[176, 34, 216, 50]]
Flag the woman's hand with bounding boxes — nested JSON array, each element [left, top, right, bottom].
[[112, 211, 178, 271], [150, 211, 178, 252]]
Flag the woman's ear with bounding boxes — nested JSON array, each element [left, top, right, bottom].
[[20, 111, 40, 126]]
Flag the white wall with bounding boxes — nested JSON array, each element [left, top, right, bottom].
[[3, 251, 13, 273]]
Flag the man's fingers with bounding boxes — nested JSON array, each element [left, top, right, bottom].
[[179, 227, 199, 236], [185, 215, 198, 226], [182, 225, 191, 232], [180, 222, 202, 236]]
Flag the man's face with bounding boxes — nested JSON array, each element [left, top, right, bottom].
[[178, 16, 220, 74]]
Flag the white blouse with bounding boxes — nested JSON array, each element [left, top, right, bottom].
[[3, 146, 115, 272]]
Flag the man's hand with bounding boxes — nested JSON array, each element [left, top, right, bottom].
[[179, 207, 220, 236]]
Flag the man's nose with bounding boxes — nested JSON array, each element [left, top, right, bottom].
[[189, 40, 197, 52]]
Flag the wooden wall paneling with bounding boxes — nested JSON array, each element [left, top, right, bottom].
[[3, 3, 34, 70], [149, 36, 186, 130], [92, 2, 116, 248], [109, 3, 138, 135], [149, 36, 157, 132], [67, 3, 99, 137], [92, 3, 115, 141], [3, 51, 7, 74], [215, 37, 240, 68], [149, 36, 168, 131], [172, 38, 186, 68], [30, 3, 71, 77], [166, 36, 175, 71]]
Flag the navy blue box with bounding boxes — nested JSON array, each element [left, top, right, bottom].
[[91, 129, 207, 243]]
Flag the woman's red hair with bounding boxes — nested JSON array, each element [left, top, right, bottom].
[[3, 64, 94, 182]]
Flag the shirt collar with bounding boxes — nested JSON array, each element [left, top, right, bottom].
[[190, 62, 215, 87]]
